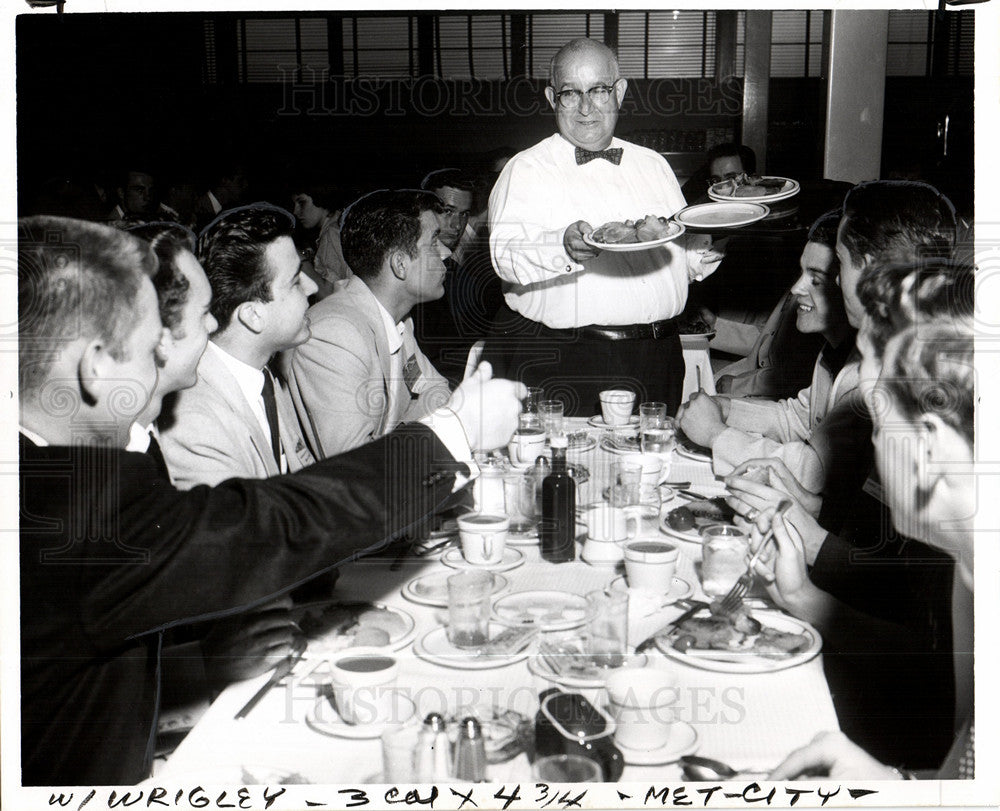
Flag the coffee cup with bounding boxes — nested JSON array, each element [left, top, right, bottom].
[[508, 425, 547, 465], [598, 390, 636, 427], [621, 452, 669, 488], [623, 540, 679, 593], [605, 669, 679, 751], [327, 648, 399, 726], [457, 513, 509, 565]]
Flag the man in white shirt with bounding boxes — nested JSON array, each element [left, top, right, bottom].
[[488, 37, 724, 416], [158, 206, 319, 487], [284, 189, 453, 456]]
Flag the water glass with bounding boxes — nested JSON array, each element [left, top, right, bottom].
[[504, 473, 537, 534], [584, 589, 628, 669], [609, 459, 642, 507], [639, 402, 675, 454], [447, 571, 495, 649], [533, 753, 603, 782], [523, 387, 545, 415], [539, 400, 565, 439]]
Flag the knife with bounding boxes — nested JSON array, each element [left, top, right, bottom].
[[234, 635, 308, 720], [634, 600, 708, 654]]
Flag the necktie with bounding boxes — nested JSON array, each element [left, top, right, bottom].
[[260, 370, 282, 469], [575, 146, 623, 166], [146, 433, 169, 479]]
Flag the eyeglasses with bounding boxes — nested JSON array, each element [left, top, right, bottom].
[[552, 83, 617, 109]]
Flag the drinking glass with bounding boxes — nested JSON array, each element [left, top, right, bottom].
[[608, 459, 642, 507], [447, 571, 495, 649], [504, 473, 537, 535], [639, 402, 675, 454], [584, 589, 628, 669], [533, 753, 603, 782], [539, 400, 565, 439]]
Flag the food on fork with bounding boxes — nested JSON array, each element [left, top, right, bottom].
[[591, 215, 673, 244]]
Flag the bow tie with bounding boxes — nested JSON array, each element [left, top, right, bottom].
[[575, 146, 623, 166]]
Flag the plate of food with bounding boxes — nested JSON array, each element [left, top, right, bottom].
[[673, 202, 769, 230], [402, 571, 509, 608], [584, 215, 686, 251], [659, 498, 735, 544], [707, 174, 800, 204], [654, 602, 821, 673], [414, 623, 537, 669], [529, 638, 648, 688], [296, 601, 417, 657], [674, 430, 711, 462], [492, 590, 590, 632]]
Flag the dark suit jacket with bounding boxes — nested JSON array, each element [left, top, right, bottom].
[[19, 424, 463, 785]]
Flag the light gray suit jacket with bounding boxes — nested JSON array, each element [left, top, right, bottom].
[[158, 343, 315, 489], [283, 276, 451, 458]]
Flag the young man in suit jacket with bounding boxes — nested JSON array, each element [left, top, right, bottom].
[[16, 216, 523, 786], [158, 206, 319, 487], [284, 189, 453, 457]]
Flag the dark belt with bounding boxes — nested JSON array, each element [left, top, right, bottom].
[[581, 318, 678, 341]]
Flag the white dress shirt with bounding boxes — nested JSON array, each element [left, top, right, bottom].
[[206, 341, 287, 473], [490, 133, 719, 329]]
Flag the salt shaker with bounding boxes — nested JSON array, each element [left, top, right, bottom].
[[414, 713, 452, 782], [453, 716, 487, 782]]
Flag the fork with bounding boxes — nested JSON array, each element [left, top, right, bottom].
[[717, 499, 791, 615]]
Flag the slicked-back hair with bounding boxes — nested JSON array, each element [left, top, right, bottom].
[[806, 210, 842, 249], [128, 222, 199, 338], [880, 318, 974, 446], [705, 142, 757, 176], [840, 180, 957, 269], [18, 215, 157, 396], [421, 168, 477, 195], [858, 259, 974, 359], [197, 206, 294, 330], [340, 189, 443, 282]]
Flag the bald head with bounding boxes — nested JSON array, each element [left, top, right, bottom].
[[549, 38, 619, 86]]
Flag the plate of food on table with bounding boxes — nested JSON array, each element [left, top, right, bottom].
[[654, 600, 821, 673], [659, 497, 735, 544], [584, 214, 686, 251], [674, 429, 712, 462], [296, 600, 417, 656], [529, 636, 648, 688], [707, 173, 800, 204]]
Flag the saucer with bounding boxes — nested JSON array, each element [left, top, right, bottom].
[[402, 571, 509, 608], [588, 414, 639, 430], [441, 546, 526, 573], [617, 720, 699, 765], [609, 575, 693, 606], [305, 693, 416, 740]]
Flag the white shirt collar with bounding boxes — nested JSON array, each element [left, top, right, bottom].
[[207, 190, 222, 214], [207, 341, 266, 409], [126, 422, 153, 453], [19, 426, 49, 447], [373, 297, 405, 355]]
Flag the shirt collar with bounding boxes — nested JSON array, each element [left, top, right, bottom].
[[19, 426, 49, 447], [207, 341, 266, 406], [126, 422, 153, 453], [207, 190, 222, 214], [374, 298, 405, 354]]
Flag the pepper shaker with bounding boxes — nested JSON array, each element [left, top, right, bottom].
[[453, 716, 487, 782]]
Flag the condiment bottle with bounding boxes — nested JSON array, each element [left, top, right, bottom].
[[540, 435, 576, 562], [414, 712, 452, 782], [453, 716, 487, 782]]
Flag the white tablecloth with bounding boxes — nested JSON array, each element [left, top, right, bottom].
[[160, 419, 839, 785]]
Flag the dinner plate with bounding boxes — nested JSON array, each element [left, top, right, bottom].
[[566, 434, 598, 453], [654, 608, 822, 673], [441, 546, 526, 573], [599, 436, 642, 456], [602, 484, 675, 507], [674, 432, 711, 462], [402, 571, 509, 608], [584, 220, 685, 252], [608, 575, 694, 606], [588, 414, 639, 430], [707, 176, 800, 204], [492, 590, 589, 632], [617, 720, 700, 766], [301, 603, 418, 658], [305, 693, 416, 739], [674, 202, 770, 230], [414, 623, 532, 669], [528, 647, 648, 689]]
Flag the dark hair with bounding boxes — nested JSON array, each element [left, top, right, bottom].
[[420, 168, 477, 195], [840, 180, 957, 269], [19, 216, 156, 395], [880, 318, 974, 446], [858, 258, 974, 359], [290, 180, 351, 213], [705, 142, 757, 176], [340, 189, 443, 281], [197, 205, 295, 329], [806, 209, 841, 249], [127, 222, 199, 338]]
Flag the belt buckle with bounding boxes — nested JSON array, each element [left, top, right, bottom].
[[650, 321, 665, 340]]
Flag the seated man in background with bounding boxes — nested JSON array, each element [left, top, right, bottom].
[[412, 168, 504, 386], [18, 215, 522, 785], [158, 206, 319, 487], [680, 141, 756, 204], [284, 189, 453, 457], [107, 164, 180, 228], [678, 210, 857, 492]]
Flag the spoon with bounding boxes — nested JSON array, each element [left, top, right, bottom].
[[680, 755, 768, 781]]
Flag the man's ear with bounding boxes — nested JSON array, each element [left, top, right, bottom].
[[78, 338, 108, 407], [614, 77, 628, 107], [235, 301, 265, 335], [544, 85, 557, 112], [154, 327, 171, 370], [923, 412, 972, 467], [389, 249, 408, 281]]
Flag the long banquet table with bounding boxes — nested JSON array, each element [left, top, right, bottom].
[[158, 417, 840, 785]]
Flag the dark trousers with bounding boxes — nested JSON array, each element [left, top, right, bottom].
[[483, 302, 685, 417]]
